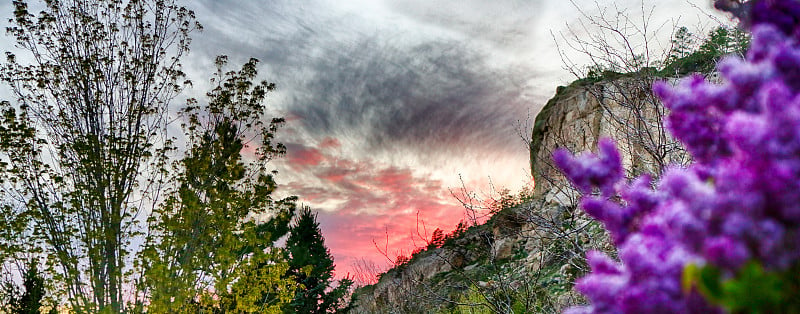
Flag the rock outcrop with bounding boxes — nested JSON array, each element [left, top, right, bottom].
[[530, 76, 690, 203], [350, 75, 688, 313]]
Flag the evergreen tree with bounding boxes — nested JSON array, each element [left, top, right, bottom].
[[4, 261, 56, 314], [14, 263, 44, 314], [285, 207, 352, 313]]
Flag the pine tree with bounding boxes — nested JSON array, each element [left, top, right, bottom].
[[285, 207, 352, 313], [5, 261, 55, 314]]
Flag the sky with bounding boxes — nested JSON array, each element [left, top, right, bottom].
[[0, 0, 730, 281]]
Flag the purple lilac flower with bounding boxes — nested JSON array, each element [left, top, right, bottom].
[[553, 138, 623, 198], [557, 0, 800, 312]]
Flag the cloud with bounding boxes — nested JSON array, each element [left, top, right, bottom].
[[182, 1, 547, 278], [386, 0, 544, 52], [287, 38, 535, 158], [282, 141, 460, 213], [276, 141, 475, 277], [187, 0, 545, 162], [285, 143, 325, 168], [0, 0, 746, 283], [317, 207, 465, 279]]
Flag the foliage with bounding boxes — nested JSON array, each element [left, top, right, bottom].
[[3, 261, 55, 314], [442, 220, 470, 248], [0, 1, 303, 312], [284, 207, 352, 313], [140, 56, 297, 312], [452, 286, 499, 314], [555, 1, 800, 312], [570, 25, 750, 83], [448, 282, 541, 314], [682, 261, 799, 313], [387, 186, 534, 272], [577, 25, 750, 82], [360, 183, 586, 313], [0, 0, 199, 311], [427, 228, 446, 250], [658, 26, 750, 77]]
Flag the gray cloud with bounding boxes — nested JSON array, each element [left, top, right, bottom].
[[288, 37, 532, 155], [189, 0, 542, 161], [387, 0, 544, 50], [0, 0, 718, 278]]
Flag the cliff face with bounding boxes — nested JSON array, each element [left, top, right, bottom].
[[349, 223, 493, 313], [349, 76, 685, 313], [529, 83, 604, 197], [531, 77, 690, 204]]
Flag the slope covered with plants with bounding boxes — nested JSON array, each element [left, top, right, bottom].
[[352, 5, 762, 313]]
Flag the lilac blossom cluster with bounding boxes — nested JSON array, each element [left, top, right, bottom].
[[556, 1, 800, 312]]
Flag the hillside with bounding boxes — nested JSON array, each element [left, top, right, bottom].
[[347, 73, 688, 313]]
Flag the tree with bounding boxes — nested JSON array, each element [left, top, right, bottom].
[[285, 207, 352, 313], [0, 0, 198, 311], [523, 3, 751, 311], [661, 26, 750, 76], [549, 1, 749, 183], [427, 228, 445, 249], [0, 1, 298, 312], [3, 261, 54, 314], [667, 26, 695, 65], [139, 56, 297, 312], [555, 1, 800, 311]]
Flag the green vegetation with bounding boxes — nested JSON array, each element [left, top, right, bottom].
[[284, 207, 353, 313], [660, 26, 749, 76], [578, 25, 749, 83], [140, 56, 297, 312], [531, 25, 749, 179], [0, 0, 759, 312], [352, 186, 589, 313], [0, 1, 339, 312], [683, 262, 800, 313], [358, 23, 749, 314], [2, 261, 54, 314]]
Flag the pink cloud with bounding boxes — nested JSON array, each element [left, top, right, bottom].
[[316, 204, 468, 280], [275, 141, 508, 281], [285, 143, 326, 168], [319, 137, 341, 150]]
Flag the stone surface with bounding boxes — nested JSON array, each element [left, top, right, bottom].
[[530, 77, 690, 200]]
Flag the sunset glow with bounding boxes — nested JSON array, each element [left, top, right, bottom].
[[0, 0, 729, 283]]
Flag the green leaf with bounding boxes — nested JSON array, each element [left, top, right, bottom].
[[721, 261, 784, 313], [698, 264, 723, 302]]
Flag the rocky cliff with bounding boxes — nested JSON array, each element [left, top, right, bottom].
[[531, 75, 690, 204], [349, 75, 687, 313]]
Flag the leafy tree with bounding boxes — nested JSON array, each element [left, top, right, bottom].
[[285, 207, 352, 313], [140, 56, 297, 312], [0, 1, 298, 312], [0, 0, 198, 311]]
